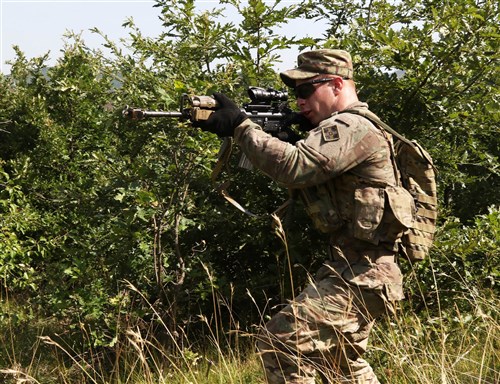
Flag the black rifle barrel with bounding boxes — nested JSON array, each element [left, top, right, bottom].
[[139, 110, 183, 118], [123, 107, 184, 120]]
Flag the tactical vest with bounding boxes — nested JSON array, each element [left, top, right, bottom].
[[341, 109, 438, 261], [298, 172, 415, 249]]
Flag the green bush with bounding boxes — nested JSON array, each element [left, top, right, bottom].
[[0, 2, 498, 379]]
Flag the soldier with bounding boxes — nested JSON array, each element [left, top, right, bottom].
[[196, 49, 414, 383]]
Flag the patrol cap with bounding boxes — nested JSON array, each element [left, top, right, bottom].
[[280, 49, 354, 88]]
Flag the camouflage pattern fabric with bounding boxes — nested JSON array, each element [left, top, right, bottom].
[[234, 102, 393, 188], [256, 258, 402, 384], [280, 49, 354, 87], [234, 103, 408, 383], [234, 102, 415, 248]]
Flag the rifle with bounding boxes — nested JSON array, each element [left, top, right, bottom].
[[123, 87, 302, 216], [122, 87, 296, 137]]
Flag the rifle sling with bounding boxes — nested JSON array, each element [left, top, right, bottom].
[[342, 108, 436, 171], [211, 138, 294, 220]]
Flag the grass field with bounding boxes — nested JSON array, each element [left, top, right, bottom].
[[1, 278, 498, 384]]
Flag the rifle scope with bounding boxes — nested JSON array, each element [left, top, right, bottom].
[[248, 87, 288, 103]]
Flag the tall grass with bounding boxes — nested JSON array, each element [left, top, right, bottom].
[[1, 276, 498, 383], [1, 218, 498, 383], [371, 290, 499, 383]]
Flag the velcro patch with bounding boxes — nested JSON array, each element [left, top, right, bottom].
[[322, 125, 340, 142]]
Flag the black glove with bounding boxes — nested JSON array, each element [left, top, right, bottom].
[[285, 112, 316, 132], [275, 126, 303, 144], [193, 93, 247, 137]]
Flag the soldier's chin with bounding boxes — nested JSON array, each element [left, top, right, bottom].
[[309, 116, 321, 126]]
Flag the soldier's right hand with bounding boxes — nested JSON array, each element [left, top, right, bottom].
[[285, 112, 316, 132]]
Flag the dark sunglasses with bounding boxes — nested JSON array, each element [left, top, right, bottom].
[[293, 78, 335, 99]]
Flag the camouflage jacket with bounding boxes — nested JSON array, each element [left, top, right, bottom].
[[234, 102, 415, 258]]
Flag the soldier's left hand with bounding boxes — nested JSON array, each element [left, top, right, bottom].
[[193, 93, 247, 137]]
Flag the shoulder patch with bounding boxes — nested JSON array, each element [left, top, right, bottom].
[[322, 124, 340, 142]]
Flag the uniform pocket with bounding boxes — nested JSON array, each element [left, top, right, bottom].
[[385, 185, 415, 229], [301, 183, 344, 233], [342, 262, 404, 304], [353, 187, 385, 244]]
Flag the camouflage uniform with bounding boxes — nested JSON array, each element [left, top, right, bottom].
[[233, 50, 414, 383]]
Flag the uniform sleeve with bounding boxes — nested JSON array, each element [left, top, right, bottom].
[[234, 114, 386, 188]]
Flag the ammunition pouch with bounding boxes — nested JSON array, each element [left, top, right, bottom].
[[300, 182, 344, 233], [353, 185, 415, 245], [353, 187, 385, 243]]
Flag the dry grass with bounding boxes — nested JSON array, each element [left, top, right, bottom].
[[1, 218, 498, 383], [1, 283, 498, 383]]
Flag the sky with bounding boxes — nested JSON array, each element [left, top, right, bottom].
[[0, 0, 322, 75]]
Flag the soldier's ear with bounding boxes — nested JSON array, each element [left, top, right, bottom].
[[334, 77, 344, 90], [331, 77, 344, 93]]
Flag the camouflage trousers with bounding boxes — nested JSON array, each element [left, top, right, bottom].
[[256, 259, 403, 384]]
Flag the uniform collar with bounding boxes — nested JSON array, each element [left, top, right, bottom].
[[330, 102, 369, 118]]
